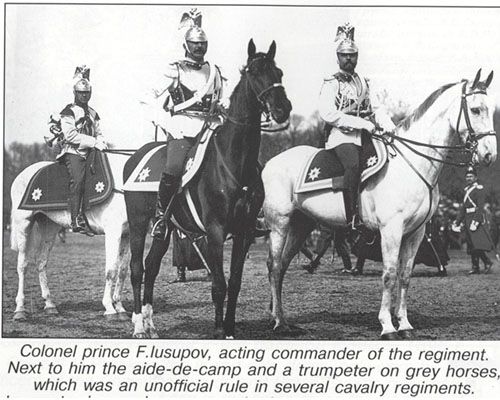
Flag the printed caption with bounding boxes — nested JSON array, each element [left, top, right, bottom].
[[4, 343, 500, 398]]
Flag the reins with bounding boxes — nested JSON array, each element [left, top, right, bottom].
[[375, 79, 496, 237]]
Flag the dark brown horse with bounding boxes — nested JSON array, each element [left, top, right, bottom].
[[124, 39, 291, 338]]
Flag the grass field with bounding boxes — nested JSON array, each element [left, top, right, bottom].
[[2, 231, 500, 340]]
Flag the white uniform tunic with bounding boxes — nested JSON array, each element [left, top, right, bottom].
[[141, 57, 223, 139], [318, 70, 394, 149]]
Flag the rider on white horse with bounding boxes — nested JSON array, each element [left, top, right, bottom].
[[140, 8, 224, 240], [55, 65, 108, 235], [318, 23, 394, 233]]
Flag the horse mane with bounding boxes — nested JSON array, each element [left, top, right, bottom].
[[398, 82, 459, 130]]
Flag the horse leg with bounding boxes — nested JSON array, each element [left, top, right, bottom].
[[112, 231, 131, 321], [206, 228, 226, 338], [268, 211, 315, 333], [225, 233, 252, 338], [395, 228, 425, 338], [102, 228, 123, 318], [142, 233, 171, 339], [102, 225, 130, 319], [34, 216, 60, 314], [379, 220, 404, 339], [126, 197, 150, 338], [276, 212, 316, 333], [12, 217, 35, 321]]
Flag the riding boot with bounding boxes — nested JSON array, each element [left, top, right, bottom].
[[69, 195, 83, 233], [151, 174, 180, 240], [469, 253, 480, 275], [76, 213, 95, 237], [479, 251, 493, 272]]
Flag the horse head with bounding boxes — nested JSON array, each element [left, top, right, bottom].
[[455, 69, 497, 166], [244, 39, 292, 124]]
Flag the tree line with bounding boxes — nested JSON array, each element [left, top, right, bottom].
[[3, 108, 500, 227]]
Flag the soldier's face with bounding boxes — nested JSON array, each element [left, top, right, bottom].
[[186, 40, 208, 62], [74, 90, 91, 104], [465, 173, 477, 185], [337, 52, 358, 73]]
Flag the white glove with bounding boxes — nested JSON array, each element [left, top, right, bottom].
[[451, 221, 462, 233], [469, 220, 479, 232], [94, 140, 108, 151], [363, 120, 376, 133]]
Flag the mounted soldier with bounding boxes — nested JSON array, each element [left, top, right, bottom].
[[55, 65, 108, 234], [453, 166, 494, 274], [140, 8, 224, 239], [318, 23, 395, 233]]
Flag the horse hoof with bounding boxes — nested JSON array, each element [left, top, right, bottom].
[[398, 330, 414, 340], [117, 312, 130, 322], [381, 332, 400, 340], [132, 332, 148, 339], [104, 313, 118, 321], [213, 328, 226, 339], [148, 330, 159, 339], [44, 307, 59, 315], [13, 311, 28, 321], [225, 335, 235, 340]]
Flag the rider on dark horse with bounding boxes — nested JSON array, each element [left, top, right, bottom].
[[140, 9, 224, 240], [56, 65, 108, 235], [318, 23, 395, 234]]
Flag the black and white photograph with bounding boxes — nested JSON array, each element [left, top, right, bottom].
[[1, 1, 500, 398]]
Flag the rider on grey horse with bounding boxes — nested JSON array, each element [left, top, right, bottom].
[[318, 23, 395, 233], [140, 8, 224, 240], [56, 65, 108, 235]]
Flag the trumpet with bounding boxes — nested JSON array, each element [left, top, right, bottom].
[[45, 115, 63, 147], [44, 132, 63, 147]]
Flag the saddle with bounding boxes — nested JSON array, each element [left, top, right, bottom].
[[295, 132, 388, 194], [123, 126, 218, 234], [123, 125, 216, 192], [18, 151, 114, 211]]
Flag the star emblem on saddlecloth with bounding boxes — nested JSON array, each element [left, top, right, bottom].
[[138, 167, 151, 182], [31, 188, 42, 201], [307, 167, 321, 181], [185, 157, 194, 172], [95, 181, 105, 193], [366, 155, 378, 167]]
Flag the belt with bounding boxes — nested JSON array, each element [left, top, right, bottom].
[[466, 207, 477, 213]]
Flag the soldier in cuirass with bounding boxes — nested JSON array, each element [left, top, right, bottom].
[[454, 166, 494, 274], [318, 23, 395, 233], [56, 65, 108, 235], [140, 9, 224, 239]]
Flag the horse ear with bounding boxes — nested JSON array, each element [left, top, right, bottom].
[[484, 70, 494, 88], [248, 39, 256, 58], [267, 40, 276, 60], [471, 68, 481, 89]]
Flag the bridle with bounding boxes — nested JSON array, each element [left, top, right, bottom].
[[378, 80, 496, 237], [221, 56, 286, 127], [456, 80, 496, 154]]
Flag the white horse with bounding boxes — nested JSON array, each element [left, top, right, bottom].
[[9, 151, 131, 321], [262, 70, 497, 339]]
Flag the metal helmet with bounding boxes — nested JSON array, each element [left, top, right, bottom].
[[185, 25, 208, 43], [73, 78, 92, 92], [335, 23, 358, 54], [336, 39, 358, 54]]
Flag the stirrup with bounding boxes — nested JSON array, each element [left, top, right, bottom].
[[348, 215, 376, 246], [76, 215, 95, 237], [151, 218, 169, 240]]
